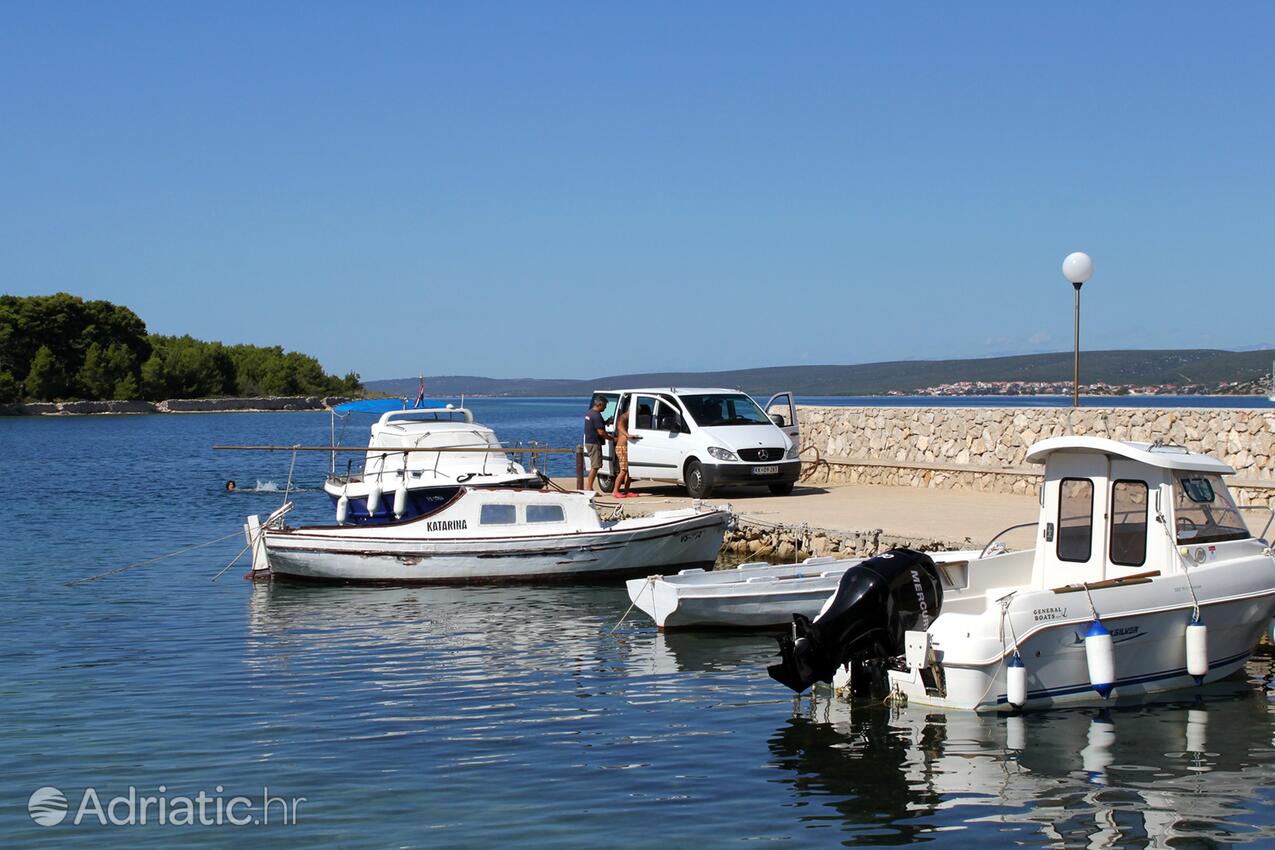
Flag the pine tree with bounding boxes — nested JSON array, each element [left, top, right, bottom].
[[113, 373, 139, 400], [24, 345, 66, 401], [78, 342, 111, 398], [0, 369, 19, 404]]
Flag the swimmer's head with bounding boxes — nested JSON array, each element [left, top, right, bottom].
[[225, 480, 237, 492]]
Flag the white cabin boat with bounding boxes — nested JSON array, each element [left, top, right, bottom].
[[767, 437, 1275, 711], [246, 488, 731, 583], [626, 550, 988, 630], [323, 404, 543, 523]]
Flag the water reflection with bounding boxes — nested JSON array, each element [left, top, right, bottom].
[[770, 664, 1275, 847]]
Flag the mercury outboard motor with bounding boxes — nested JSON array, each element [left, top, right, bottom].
[[768, 548, 943, 696]]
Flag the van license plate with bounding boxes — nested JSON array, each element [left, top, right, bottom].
[[753, 465, 779, 475]]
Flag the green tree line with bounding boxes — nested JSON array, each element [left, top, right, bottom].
[[0, 293, 361, 403]]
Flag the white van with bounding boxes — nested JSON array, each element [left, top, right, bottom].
[[590, 387, 801, 498]]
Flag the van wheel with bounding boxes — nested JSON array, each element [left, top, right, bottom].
[[596, 473, 614, 493], [768, 482, 795, 496], [685, 460, 712, 499]]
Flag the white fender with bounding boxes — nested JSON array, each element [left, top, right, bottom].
[[393, 480, 409, 518], [1084, 619, 1115, 699], [1006, 653, 1027, 708], [336, 494, 349, 525], [366, 481, 383, 515], [1186, 617, 1208, 683]]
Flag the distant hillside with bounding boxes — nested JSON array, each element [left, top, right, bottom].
[[366, 349, 1275, 398]]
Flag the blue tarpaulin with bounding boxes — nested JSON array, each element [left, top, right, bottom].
[[332, 399, 406, 414], [331, 398, 449, 414]]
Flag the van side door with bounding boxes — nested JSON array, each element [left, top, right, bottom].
[[626, 394, 679, 483], [590, 392, 621, 474], [765, 391, 799, 446]]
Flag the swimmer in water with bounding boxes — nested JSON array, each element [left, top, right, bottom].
[[225, 480, 237, 492]]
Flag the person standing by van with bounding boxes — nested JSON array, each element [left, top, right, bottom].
[[612, 405, 641, 497], [583, 396, 612, 493]]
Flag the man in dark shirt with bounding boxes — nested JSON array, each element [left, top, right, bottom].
[[583, 396, 612, 492]]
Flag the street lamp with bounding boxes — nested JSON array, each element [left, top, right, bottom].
[[1062, 252, 1094, 408]]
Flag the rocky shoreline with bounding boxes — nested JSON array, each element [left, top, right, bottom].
[[0, 396, 353, 416], [718, 521, 973, 566]]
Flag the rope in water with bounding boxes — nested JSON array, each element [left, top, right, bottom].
[[65, 530, 243, 587], [611, 576, 656, 633]]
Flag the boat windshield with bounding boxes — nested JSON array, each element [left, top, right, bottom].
[[680, 393, 770, 427], [1174, 473, 1249, 544]]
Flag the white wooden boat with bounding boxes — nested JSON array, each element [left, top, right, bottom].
[[245, 487, 731, 583], [625, 550, 987, 630], [767, 437, 1275, 711]]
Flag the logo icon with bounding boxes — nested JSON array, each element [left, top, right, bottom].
[[28, 787, 68, 827], [757, 449, 770, 461]]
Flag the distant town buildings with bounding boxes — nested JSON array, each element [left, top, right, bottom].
[[903, 377, 1269, 397]]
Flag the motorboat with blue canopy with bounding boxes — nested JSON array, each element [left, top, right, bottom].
[[323, 398, 543, 524]]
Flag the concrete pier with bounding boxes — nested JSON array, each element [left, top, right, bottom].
[[558, 478, 1041, 560]]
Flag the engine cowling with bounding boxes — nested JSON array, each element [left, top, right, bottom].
[[767, 548, 943, 695]]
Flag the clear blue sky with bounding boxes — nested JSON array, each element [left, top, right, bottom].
[[3, 4, 1272, 381]]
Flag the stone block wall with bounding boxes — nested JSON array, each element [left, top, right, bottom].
[[797, 405, 1275, 507]]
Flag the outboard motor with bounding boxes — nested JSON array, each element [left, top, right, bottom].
[[768, 548, 943, 696]]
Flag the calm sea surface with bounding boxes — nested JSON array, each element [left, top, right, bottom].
[[3, 401, 1274, 848]]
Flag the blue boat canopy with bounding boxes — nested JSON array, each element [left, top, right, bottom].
[[331, 398, 450, 414], [332, 398, 406, 414]]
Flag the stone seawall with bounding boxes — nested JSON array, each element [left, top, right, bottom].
[[1, 396, 351, 416], [797, 405, 1275, 506], [718, 522, 975, 566]]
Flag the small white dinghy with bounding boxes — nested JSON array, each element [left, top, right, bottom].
[[625, 550, 987, 630], [245, 488, 731, 584], [767, 437, 1275, 711]]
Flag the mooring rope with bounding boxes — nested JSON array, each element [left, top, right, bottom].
[[65, 530, 243, 587], [611, 576, 656, 632]]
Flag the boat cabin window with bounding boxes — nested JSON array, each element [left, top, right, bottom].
[[526, 504, 565, 524], [1109, 480, 1148, 567], [480, 504, 517, 525], [1174, 473, 1249, 544], [1057, 477, 1094, 562]]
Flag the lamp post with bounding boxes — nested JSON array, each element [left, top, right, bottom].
[[1062, 252, 1094, 408]]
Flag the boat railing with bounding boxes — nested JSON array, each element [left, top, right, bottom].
[[217, 443, 590, 488], [1237, 504, 1274, 543], [978, 522, 1037, 559]]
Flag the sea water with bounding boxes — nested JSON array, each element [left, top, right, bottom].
[[2, 405, 1274, 848]]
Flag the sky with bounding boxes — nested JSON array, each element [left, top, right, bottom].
[[3, 4, 1273, 381]]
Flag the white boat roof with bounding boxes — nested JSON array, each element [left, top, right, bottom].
[[375, 408, 475, 427], [593, 387, 745, 395], [1024, 436, 1234, 474]]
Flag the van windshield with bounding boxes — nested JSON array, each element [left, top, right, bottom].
[[681, 393, 770, 427]]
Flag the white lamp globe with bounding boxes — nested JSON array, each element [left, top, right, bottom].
[[1062, 252, 1094, 284]]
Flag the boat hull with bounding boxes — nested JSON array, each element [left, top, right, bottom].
[[260, 510, 729, 584], [628, 571, 844, 629], [887, 583, 1275, 712], [626, 551, 981, 630]]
